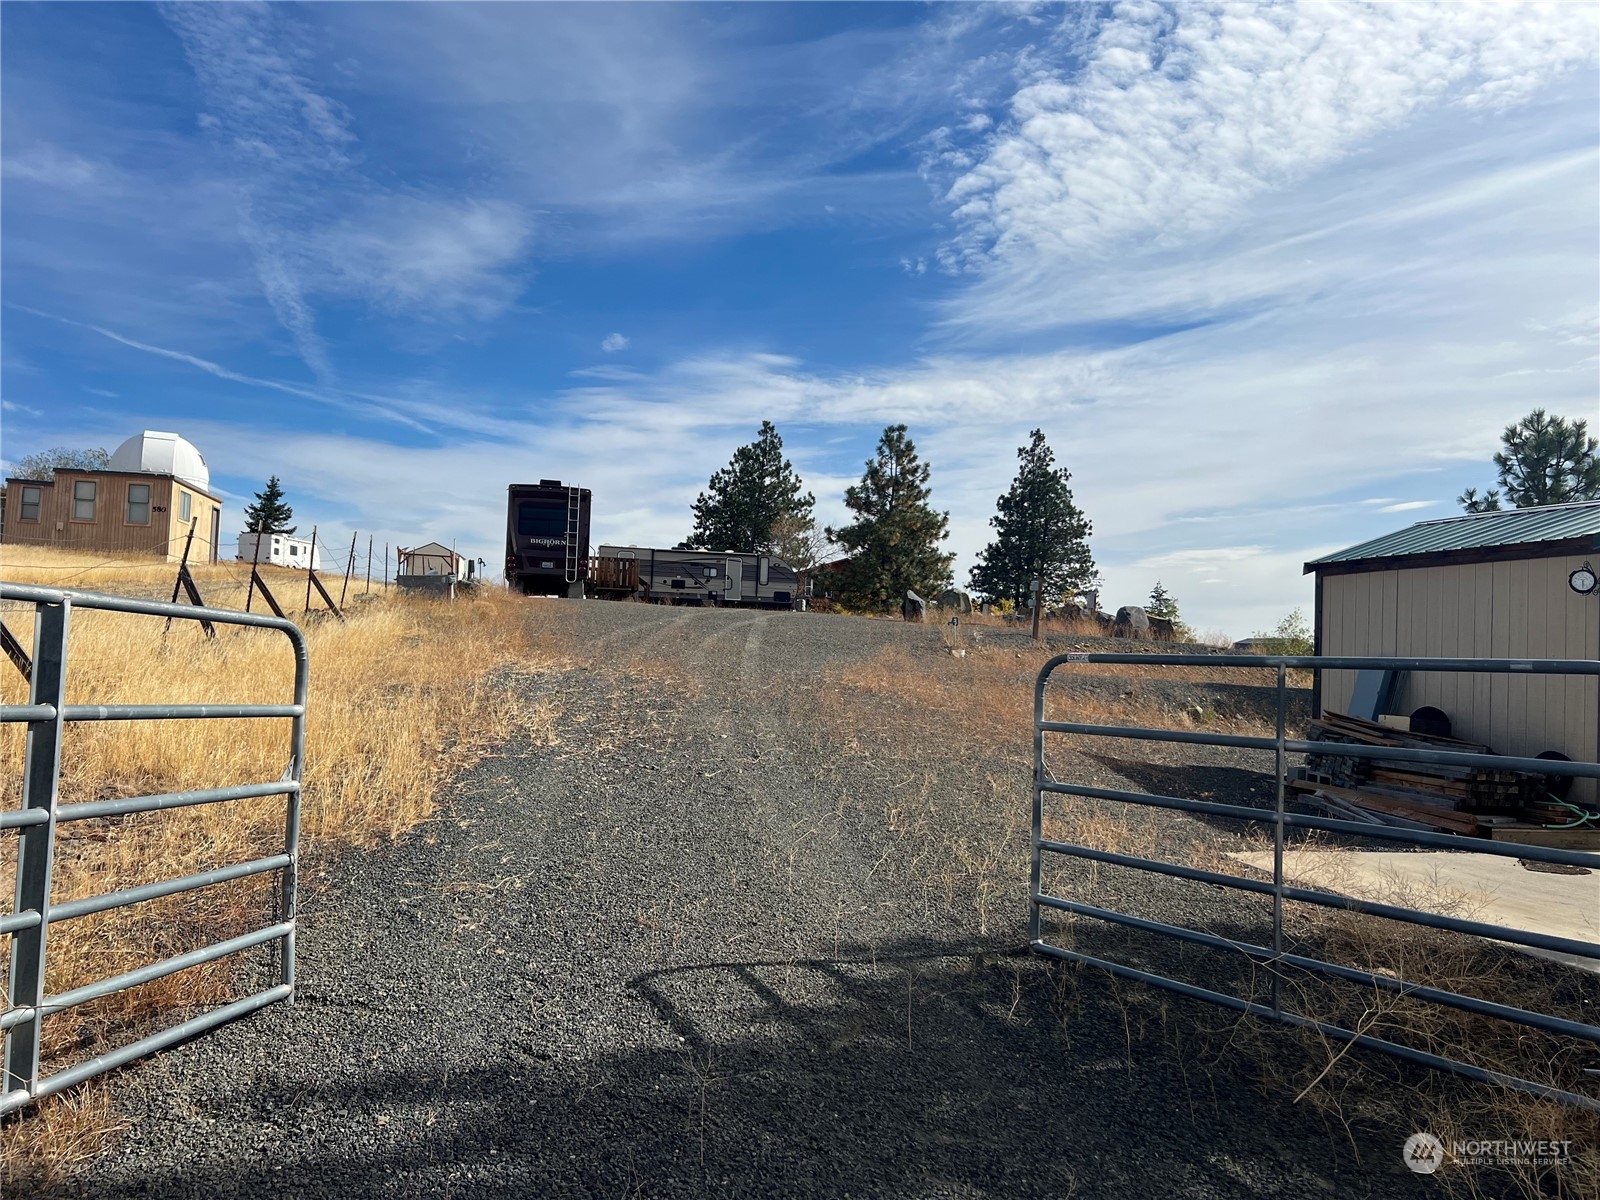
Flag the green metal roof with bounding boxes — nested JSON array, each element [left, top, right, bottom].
[[1308, 500, 1600, 568]]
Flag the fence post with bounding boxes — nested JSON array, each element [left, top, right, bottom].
[[1272, 662, 1287, 1018], [245, 526, 264, 613], [304, 527, 318, 615], [339, 532, 357, 607], [4, 598, 69, 1099]]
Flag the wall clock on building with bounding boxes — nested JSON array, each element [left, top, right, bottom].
[[1569, 562, 1598, 596]]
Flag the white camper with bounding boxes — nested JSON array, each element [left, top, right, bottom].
[[236, 532, 325, 571]]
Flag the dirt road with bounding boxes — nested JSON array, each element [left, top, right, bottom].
[[56, 603, 1432, 1198]]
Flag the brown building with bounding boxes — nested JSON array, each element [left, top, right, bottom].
[[1306, 501, 1600, 802], [3, 432, 224, 563]]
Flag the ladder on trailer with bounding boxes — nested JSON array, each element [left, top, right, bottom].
[[564, 487, 582, 585]]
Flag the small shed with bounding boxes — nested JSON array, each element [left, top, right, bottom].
[[398, 542, 467, 578], [1305, 501, 1600, 801]]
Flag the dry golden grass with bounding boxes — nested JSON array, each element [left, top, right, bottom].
[[0, 546, 563, 1184]]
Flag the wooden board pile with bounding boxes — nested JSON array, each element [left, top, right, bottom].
[[1293, 711, 1547, 835]]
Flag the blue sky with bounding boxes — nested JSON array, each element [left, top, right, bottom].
[[3, 1, 1596, 635]]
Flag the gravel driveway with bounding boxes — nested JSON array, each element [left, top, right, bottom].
[[53, 602, 1439, 1199]]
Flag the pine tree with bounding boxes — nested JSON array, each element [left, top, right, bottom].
[[1459, 409, 1600, 511], [1147, 580, 1192, 641], [1457, 486, 1502, 513], [827, 424, 953, 610], [1147, 581, 1178, 621], [686, 421, 814, 552], [968, 429, 1096, 606], [243, 475, 296, 535]]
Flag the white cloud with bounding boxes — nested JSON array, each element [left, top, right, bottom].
[[1379, 500, 1437, 514], [939, 2, 1598, 270], [601, 332, 630, 353], [164, 5, 532, 377], [319, 197, 531, 318], [2, 145, 103, 189], [166, 3, 349, 380]]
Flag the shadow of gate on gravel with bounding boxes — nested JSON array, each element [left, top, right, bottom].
[[54, 934, 1442, 1200]]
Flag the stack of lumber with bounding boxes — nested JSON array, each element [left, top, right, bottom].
[[1296, 711, 1545, 835]]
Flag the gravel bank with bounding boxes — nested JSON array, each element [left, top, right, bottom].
[[51, 602, 1440, 1199]]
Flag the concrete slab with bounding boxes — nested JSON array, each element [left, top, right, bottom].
[[1229, 850, 1600, 975]]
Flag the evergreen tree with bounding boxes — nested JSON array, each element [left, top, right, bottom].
[[1459, 409, 1600, 511], [968, 429, 1096, 606], [14, 446, 110, 480], [1147, 580, 1193, 641], [827, 424, 953, 610], [1457, 486, 1501, 513], [243, 475, 296, 535], [686, 421, 814, 552]]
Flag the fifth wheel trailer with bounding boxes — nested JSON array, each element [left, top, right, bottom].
[[505, 481, 591, 596]]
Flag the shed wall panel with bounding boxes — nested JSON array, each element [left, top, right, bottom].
[[1316, 553, 1598, 803], [1320, 574, 1356, 716]]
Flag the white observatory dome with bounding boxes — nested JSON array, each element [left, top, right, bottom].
[[108, 431, 210, 494]]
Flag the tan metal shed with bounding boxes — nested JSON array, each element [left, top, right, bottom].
[[1306, 502, 1600, 803]]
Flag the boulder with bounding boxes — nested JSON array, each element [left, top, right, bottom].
[[1114, 606, 1151, 638], [937, 588, 973, 615], [1148, 615, 1176, 643], [901, 590, 927, 622], [1062, 598, 1091, 623]]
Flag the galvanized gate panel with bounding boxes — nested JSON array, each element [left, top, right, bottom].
[[0, 582, 307, 1114], [1030, 651, 1600, 1111]]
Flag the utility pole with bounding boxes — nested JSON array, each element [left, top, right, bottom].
[[1030, 577, 1042, 642]]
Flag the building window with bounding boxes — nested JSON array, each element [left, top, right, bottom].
[[289, 544, 299, 556], [126, 483, 151, 525], [179, 491, 192, 524], [19, 486, 41, 521], [72, 480, 97, 521]]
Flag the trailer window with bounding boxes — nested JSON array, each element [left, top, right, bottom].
[[517, 503, 568, 538]]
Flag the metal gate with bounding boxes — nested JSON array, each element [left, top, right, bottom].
[[1, 582, 307, 1115], [1030, 651, 1600, 1110]]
